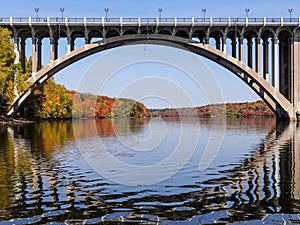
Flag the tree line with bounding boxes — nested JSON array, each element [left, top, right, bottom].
[[150, 101, 274, 118]]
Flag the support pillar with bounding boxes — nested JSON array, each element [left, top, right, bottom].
[[216, 38, 221, 50], [292, 36, 300, 114], [222, 36, 226, 53], [279, 37, 290, 99], [37, 37, 42, 70], [239, 37, 244, 62], [247, 37, 253, 68], [13, 33, 20, 98], [67, 35, 71, 53], [50, 37, 58, 62], [205, 36, 209, 45], [50, 37, 55, 63], [13, 33, 20, 64], [31, 36, 37, 74], [54, 39, 58, 60], [20, 38, 26, 74], [67, 36, 75, 53], [85, 36, 89, 45], [290, 37, 296, 111], [263, 38, 269, 81], [272, 37, 279, 89], [256, 37, 261, 75], [231, 38, 237, 58]]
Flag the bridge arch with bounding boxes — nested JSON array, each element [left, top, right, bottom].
[[123, 29, 138, 35], [158, 30, 172, 35], [175, 30, 190, 39], [191, 30, 206, 43], [8, 34, 293, 120], [105, 30, 120, 39], [88, 30, 103, 43]]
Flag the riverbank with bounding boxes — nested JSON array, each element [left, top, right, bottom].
[[1, 100, 275, 122], [0, 118, 34, 125], [150, 100, 274, 118]]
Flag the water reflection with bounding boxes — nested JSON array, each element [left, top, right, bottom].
[[0, 119, 299, 224]]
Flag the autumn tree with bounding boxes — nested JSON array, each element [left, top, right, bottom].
[[0, 27, 16, 116], [0, 27, 30, 117]]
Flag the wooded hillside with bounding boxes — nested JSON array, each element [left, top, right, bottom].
[[150, 101, 274, 118]]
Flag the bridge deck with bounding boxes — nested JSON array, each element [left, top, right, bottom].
[[1, 17, 300, 27]]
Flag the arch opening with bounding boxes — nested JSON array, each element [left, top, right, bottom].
[[8, 34, 292, 120]]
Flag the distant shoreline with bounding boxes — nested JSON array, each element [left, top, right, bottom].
[[0, 100, 275, 123], [149, 101, 274, 118]]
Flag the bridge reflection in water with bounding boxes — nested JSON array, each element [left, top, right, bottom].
[[0, 119, 299, 224]]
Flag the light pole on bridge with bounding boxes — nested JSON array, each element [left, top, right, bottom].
[[245, 8, 250, 18], [202, 8, 206, 21], [288, 8, 293, 22], [60, 8, 65, 19], [104, 8, 109, 21], [34, 8, 39, 21], [158, 8, 162, 21]]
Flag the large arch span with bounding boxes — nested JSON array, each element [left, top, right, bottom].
[[7, 34, 293, 120]]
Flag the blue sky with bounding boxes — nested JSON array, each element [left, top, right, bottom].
[[1, 0, 299, 18], [1, 0, 299, 108]]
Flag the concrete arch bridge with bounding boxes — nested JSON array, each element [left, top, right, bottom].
[[1, 16, 300, 120]]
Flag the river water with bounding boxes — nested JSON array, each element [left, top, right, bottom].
[[0, 118, 300, 224]]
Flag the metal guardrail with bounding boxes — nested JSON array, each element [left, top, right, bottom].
[[0, 17, 299, 25]]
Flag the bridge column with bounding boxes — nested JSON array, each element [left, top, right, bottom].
[[291, 35, 300, 114], [67, 36, 75, 53], [255, 37, 261, 75], [20, 38, 26, 74], [247, 37, 253, 68], [50, 37, 58, 62], [85, 36, 89, 45], [31, 36, 37, 74], [50, 37, 55, 62], [205, 36, 209, 45], [215, 38, 221, 50], [231, 38, 237, 58], [279, 37, 292, 101], [54, 39, 58, 60], [13, 33, 20, 64], [239, 37, 244, 62], [67, 36, 71, 53], [222, 36, 226, 53], [37, 37, 42, 71], [263, 38, 269, 81], [272, 37, 279, 89]]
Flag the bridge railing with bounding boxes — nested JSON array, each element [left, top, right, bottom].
[[193, 18, 209, 22], [31, 17, 48, 22], [139, 18, 156, 23], [248, 18, 264, 22], [49, 17, 65, 23], [176, 18, 193, 22], [1, 17, 300, 25], [265, 18, 281, 23], [12, 17, 30, 22], [68, 18, 85, 22], [122, 18, 139, 22], [283, 18, 299, 23], [211, 18, 229, 23], [85, 18, 102, 22], [0, 17, 10, 22]]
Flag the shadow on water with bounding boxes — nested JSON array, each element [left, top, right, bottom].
[[0, 118, 300, 224]]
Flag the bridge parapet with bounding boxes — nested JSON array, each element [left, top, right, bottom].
[[1, 17, 300, 26]]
